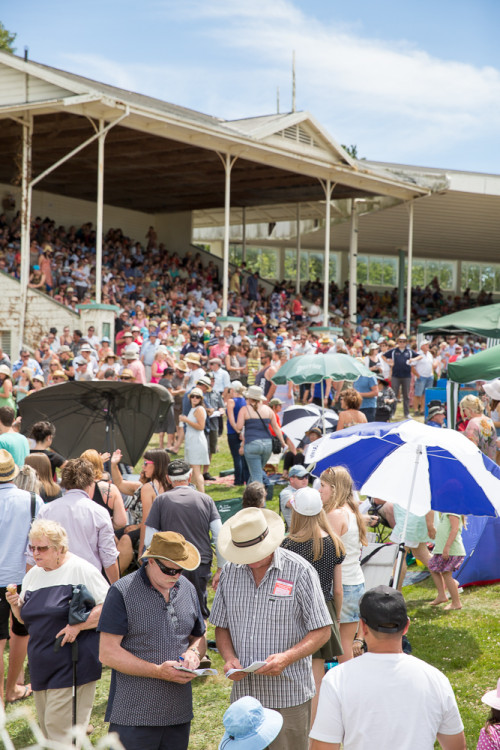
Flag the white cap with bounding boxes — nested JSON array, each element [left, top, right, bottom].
[[291, 487, 322, 516]]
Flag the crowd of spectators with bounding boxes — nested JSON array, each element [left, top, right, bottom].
[[0, 211, 497, 331]]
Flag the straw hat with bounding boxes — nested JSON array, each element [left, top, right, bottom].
[[217, 508, 285, 565], [175, 360, 188, 372], [184, 353, 201, 365], [244, 385, 266, 401], [120, 368, 135, 379], [0, 449, 19, 483], [196, 376, 212, 392], [0, 365, 11, 377], [142, 531, 200, 571]]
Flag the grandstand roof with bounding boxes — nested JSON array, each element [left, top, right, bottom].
[[0, 52, 427, 215]]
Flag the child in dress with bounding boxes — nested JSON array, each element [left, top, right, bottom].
[[477, 679, 500, 749], [428, 512, 466, 610]]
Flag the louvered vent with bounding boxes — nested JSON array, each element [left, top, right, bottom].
[[0, 330, 12, 359], [280, 125, 320, 148]]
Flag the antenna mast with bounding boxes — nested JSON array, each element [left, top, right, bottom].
[[292, 50, 296, 112]]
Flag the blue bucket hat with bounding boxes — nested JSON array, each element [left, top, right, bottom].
[[219, 697, 283, 750]]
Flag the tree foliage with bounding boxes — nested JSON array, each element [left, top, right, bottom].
[[0, 22, 16, 53]]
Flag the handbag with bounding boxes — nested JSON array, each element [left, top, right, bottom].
[[253, 405, 283, 454]]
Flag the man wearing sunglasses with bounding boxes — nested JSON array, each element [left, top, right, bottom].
[[98, 531, 206, 750]]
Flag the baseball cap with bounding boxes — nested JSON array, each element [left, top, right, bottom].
[[291, 487, 322, 516], [288, 465, 309, 478], [359, 585, 408, 633]]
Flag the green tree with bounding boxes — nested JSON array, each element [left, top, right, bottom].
[[0, 22, 16, 53]]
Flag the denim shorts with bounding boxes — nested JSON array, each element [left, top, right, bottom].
[[340, 582, 365, 624], [414, 376, 434, 397]]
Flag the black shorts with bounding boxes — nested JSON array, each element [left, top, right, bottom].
[[0, 585, 29, 639]]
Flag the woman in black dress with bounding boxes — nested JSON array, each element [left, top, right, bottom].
[[280, 486, 345, 725]]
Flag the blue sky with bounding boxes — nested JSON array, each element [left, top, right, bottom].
[[3, 1, 500, 172]]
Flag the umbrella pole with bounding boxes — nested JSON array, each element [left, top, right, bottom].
[[321, 379, 325, 435], [392, 445, 422, 590]]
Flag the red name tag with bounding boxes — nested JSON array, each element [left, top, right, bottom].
[[272, 579, 294, 597]]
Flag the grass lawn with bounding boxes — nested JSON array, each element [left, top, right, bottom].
[[3, 417, 499, 749]]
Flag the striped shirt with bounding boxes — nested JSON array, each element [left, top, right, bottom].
[[210, 547, 332, 708]]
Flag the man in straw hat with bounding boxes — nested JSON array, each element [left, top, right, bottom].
[[210, 508, 332, 750], [310, 585, 465, 750], [0, 449, 43, 703], [99, 531, 206, 750]]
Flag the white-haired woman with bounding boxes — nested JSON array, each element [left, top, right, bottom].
[[460, 394, 497, 460], [6, 519, 109, 744]]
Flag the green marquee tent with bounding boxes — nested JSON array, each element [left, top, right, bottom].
[[419, 304, 500, 341], [446, 345, 500, 428]]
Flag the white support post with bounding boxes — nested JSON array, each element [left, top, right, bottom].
[[242, 206, 247, 263], [19, 115, 33, 350], [295, 203, 301, 294], [95, 119, 105, 304], [406, 201, 414, 334], [320, 180, 335, 326], [217, 152, 238, 316], [349, 198, 358, 324]]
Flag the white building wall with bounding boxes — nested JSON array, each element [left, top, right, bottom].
[[0, 272, 79, 358]]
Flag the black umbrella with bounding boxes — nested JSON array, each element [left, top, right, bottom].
[[19, 381, 172, 465]]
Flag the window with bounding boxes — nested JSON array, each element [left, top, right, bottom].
[[461, 261, 500, 293], [284, 249, 339, 283], [231, 245, 278, 279], [403, 258, 456, 291]]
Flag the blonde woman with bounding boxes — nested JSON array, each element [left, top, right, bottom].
[[281, 487, 344, 723], [14, 367, 33, 405], [246, 347, 261, 387], [460, 394, 497, 460], [319, 466, 367, 662]]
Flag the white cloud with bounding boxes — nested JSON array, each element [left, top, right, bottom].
[[64, 0, 500, 168]]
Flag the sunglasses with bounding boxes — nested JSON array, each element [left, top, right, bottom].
[[190, 394, 201, 399], [29, 545, 51, 553], [143, 459, 154, 465], [155, 559, 182, 576]]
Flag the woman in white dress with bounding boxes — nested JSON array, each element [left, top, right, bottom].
[[179, 387, 209, 493]]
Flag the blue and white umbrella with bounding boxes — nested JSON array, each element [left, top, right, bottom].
[[305, 420, 500, 518], [281, 404, 338, 447]]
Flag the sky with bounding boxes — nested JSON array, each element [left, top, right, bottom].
[[3, 0, 500, 173]]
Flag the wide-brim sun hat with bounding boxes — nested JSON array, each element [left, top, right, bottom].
[[219, 696, 283, 750], [483, 379, 500, 402], [217, 508, 285, 565], [0, 365, 11, 377], [244, 385, 266, 401], [185, 353, 201, 365], [142, 531, 200, 571], [0, 449, 19, 483], [481, 679, 500, 711]]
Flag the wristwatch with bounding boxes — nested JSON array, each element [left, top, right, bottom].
[[189, 646, 201, 657]]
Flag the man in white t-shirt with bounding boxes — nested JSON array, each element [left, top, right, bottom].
[[409, 339, 434, 416], [310, 585, 465, 750]]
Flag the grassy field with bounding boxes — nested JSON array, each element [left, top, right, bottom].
[[3, 419, 499, 749]]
